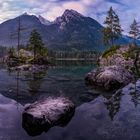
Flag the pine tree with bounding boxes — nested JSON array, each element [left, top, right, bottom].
[[28, 29, 44, 59], [129, 19, 140, 43], [103, 7, 122, 46]]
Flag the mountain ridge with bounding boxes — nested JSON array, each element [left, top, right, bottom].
[[0, 9, 138, 51]]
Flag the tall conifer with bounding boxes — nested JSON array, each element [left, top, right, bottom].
[[103, 7, 122, 46]]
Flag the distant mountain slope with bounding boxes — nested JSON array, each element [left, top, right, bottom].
[[0, 9, 138, 51], [0, 13, 48, 47]]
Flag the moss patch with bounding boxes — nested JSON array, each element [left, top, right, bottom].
[[102, 45, 121, 58]]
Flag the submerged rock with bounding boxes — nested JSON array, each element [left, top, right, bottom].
[[15, 64, 32, 71], [22, 97, 75, 136], [85, 65, 134, 90], [10, 64, 48, 72]]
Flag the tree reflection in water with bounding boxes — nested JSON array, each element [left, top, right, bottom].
[[104, 90, 122, 120], [23, 70, 48, 96], [7, 66, 48, 101], [16, 70, 20, 97]]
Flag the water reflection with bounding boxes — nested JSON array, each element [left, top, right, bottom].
[[1, 62, 140, 139], [130, 90, 140, 108], [105, 90, 122, 120], [24, 70, 47, 95], [52, 60, 97, 67], [22, 109, 75, 137], [2, 61, 98, 106], [16, 70, 20, 97], [5, 61, 140, 121]]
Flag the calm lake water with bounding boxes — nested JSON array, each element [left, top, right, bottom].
[[0, 61, 140, 140], [0, 61, 98, 105]]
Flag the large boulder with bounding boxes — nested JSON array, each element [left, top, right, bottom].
[[85, 65, 134, 90], [22, 97, 75, 136]]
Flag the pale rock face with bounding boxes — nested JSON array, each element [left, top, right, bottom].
[[24, 97, 74, 120], [62, 9, 84, 21], [54, 9, 85, 30], [85, 65, 134, 90], [55, 9, 84, 24]]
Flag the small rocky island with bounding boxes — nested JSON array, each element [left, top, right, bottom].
[[6, 30, 49, 71], [85, 44, 140, 91], [99, 43, 140, 68]]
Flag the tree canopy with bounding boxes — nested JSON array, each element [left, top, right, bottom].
[[28, 29, 46, 58]]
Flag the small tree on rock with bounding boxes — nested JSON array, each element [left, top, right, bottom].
[[28, 29, 44, 59]]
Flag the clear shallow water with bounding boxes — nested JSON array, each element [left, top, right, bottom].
[[0, 61, 140, 140], [0, 61, 98, 105]]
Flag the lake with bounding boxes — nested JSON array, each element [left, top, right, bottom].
[[0, 61, 140, 140]]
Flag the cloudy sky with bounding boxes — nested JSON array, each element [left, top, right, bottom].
[[0, 0, 139, 33]]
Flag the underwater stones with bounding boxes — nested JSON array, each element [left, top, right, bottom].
[[22, 97, 75, 136], [12, 64, 48, 72], [15, 64, 32, 71], [85, 65, 134, 90]]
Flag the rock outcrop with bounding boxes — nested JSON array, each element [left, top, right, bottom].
[[85, 65, 134, 90], [22, 97, 75, 136], [99, 44, 140, 68]]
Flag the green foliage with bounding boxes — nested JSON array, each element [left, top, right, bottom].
[[103, 7, 122, 46], [102, 45, 120, 58], [28, 29, 47, 58], [18, 49, 34, 63], [39, 47, 48, 57]]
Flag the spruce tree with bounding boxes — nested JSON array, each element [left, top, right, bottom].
[[28, 29, 44, 59], [129, 19, 140, 43], [103, 7, 122, 46]]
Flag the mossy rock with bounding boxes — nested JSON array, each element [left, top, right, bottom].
[[102, 45, 121, 58]]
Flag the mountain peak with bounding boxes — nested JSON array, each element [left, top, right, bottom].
[[54, 9, 84, 25], [22, 12, 28, 15], [19, 12, 29, 17], [63, 9, 84, 18]]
